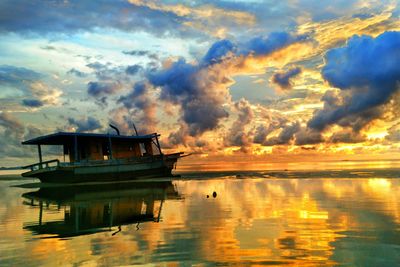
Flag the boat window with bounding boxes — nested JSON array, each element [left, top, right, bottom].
[[102, 143, 111, 160], [151, 142, 161, 155], [139, 143, 146, 155]]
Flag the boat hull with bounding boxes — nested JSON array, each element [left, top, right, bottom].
[[22, 157, 178, 183]]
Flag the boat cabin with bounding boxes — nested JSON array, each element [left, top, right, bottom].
[[22, 132, 162, 165]]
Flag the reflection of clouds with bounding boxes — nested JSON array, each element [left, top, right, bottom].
[[163, 178, 400, 265], [167, 179, 337, 264], [1, 177, 400, 265]]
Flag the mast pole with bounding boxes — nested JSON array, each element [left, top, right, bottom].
[[155, 135, 162, 155], [74, 135, 79, 162], [132, 122, 139, 136], [108, 135, 113, 160], [37, 144, 43, 165]]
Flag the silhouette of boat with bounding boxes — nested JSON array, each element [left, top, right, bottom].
[[22, 181, 180, 237], [21, 125, 186, 183]]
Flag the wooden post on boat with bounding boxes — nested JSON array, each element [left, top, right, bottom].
[[75, 207, 79, 232], [108, 136, 113, 160], [74, 135, 79, 162], [39, 201, 43, 225], [155, 134, 162, 155], [109, 202, 113, 228], [37, 144, 43, 168]]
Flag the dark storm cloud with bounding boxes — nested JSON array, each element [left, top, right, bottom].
[[308, 31, 400, 132], [386, 123, 400, 142], [68, 116, 102, 132], [202, 39, 237, 65], [329, 130, 366, 143], [118, 82, 145, 109], [87, 81, 122, 97], [0, 65, 42, 88], [0, 112, 24, 133], [86, 61, 128, 81], [122, 50, 159, 60], [253, 113, 289, 145], [243, 32, 308, 56], [146, 32, 307, 138], [40, 45, 57, 50], [22, 99, 44, 107], [0, 0, 194, 38], [263, 122, 301, 146], [86, 62, 107, 71], [0, 112, 42, 160], [272, 67, 302, 90], [224, 99, 254, 151], [253, 125, 272, 144], [294, 128, 323, 146], [67, 68, 87, 78], [147, 58, 229, 136], [253, 114, 324, 146], [125, 65, 143, 76], [0, 65, 61, 108], [116, 82, 157, 134]]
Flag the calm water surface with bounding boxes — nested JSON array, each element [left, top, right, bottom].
[[1, 169, 400, 266]]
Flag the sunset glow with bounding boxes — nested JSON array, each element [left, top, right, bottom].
[[0, 1, 400, 168]]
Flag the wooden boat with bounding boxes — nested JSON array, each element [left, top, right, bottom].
[[21, 128, 185, 183]]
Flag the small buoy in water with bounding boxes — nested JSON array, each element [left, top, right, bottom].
[[212, 191, 217, 198], [206, 195, 209, 198]]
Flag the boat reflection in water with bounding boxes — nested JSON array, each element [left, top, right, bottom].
[[22, 180, 180, 238]]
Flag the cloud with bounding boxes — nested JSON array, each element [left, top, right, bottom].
[[22, 99, 43, 107], [146, 32, 308, 140], [87, 81, 123, 97], [116, 82, 157, 134], [0, 65, 41, 88], [147, 58, 230, 137], [0, 112, 42, 162], [122, 50, 159, 60], [272, 67, 302, 90], [328, 130, 366, 143], [0, 0, 198, 38], [264, 121, 301, 146], [294, 128, 323, 145], [128, 0, 256, 38], [308, 31, 400, 132], [0, 112, 24, 134], [67, 68, 87, 78], [202, 39, 236, 65], [224, 98, 254, 151], [68, 116, 102, 132], [243, 32, 308, 56], [386, 123, 400, 142], [125, 65, 143, 76], [0, 65, 62, 108]]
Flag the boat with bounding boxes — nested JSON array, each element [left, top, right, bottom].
[[22, 181, 180, 237], [21, 126, 185, 183]]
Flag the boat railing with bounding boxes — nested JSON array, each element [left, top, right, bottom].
[[61, 155, 164, 167], [23, 155, 166, 172], [23, 159, 60, 171]]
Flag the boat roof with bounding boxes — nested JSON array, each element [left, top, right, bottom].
[[22, 132, 159, 145]]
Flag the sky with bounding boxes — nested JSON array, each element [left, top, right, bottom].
[[0, 0, 400, 167]]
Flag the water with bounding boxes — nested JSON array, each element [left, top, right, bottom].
[[1, 169, 400, 266]]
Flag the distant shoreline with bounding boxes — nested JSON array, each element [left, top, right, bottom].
[[0, 167, 23, 170]]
